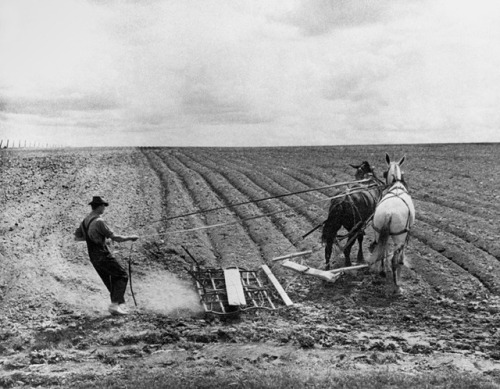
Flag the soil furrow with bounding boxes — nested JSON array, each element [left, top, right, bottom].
[[184, 150, 326, 227], [212, 148, 339, 188], [156, 150, 261, 268], [141, 149, 217, 266], [191, 150, 327, 225], [177, 152, 302, 249], [173, 149, 293, 264], [180, 150, 328, 267], [407, 238, 489, 298], [413, 192, 500, 220], [412, 222, 500, 294], [416, 204, 500, 261]]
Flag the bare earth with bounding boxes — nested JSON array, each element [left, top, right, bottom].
[[1, 144, 500, 387]]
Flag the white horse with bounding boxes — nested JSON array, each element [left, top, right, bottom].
[[368, 154, 415, 295]]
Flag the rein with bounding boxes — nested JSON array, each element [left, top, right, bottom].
[[140, 185, 380, 239], [140, 178, 372, 228]]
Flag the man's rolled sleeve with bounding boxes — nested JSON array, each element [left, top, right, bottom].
[[95, 220, 115, 239]]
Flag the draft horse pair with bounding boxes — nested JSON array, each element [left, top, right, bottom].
[[322, 154, 415, 295]]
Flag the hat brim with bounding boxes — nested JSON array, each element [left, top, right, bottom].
[[89, 202, 109, 206]]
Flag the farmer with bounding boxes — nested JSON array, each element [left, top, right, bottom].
[[74, 196, 138, 316]]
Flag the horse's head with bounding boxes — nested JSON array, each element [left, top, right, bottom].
[[383, 153, 405, 185], [350, 161, 374, 180]]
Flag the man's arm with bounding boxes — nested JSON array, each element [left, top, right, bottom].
[[97, 219, 139, 243], [110, 234, 139, 243]]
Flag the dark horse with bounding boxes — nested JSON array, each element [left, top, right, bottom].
[[321, 161, 385, 270]]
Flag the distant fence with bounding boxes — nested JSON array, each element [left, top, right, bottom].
[[0, 139, 64, 149]]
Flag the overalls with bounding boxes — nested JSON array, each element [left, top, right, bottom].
[[82, 217, 128, 304]]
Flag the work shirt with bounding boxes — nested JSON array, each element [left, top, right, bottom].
[[74, 212, 115, 248]]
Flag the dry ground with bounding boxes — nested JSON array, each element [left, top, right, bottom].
[[1, 144, 500, 388]]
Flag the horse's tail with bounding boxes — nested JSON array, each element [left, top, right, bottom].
[[321, 200, 343, 244], [321, 201, 344, 264], [321, 217, 331, 244], [371, 215, 392, 264]]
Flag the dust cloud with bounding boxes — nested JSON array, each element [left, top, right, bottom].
[[132, 271, 204, 317]]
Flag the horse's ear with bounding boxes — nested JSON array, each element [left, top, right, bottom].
[[399, 155, 406, 166], [385, 153, 391, 165]]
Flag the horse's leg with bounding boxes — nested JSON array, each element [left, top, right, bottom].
[[391, 247, 404, 295], [323, 218, 341, 270], [368, 239, 376, 253], [397, 247, 405, 293], [368, 244, 384, 276], [324, 236, 334, 270], [379, 247, 387, 278], [367, 237, 381, 274], [381, 248, 397, 296], [375, 254, 384, 277], [356, 232, 365, 264], [343, 235, 355, 267], [325, 235, 340, 270], [390, 250, 398, 295]]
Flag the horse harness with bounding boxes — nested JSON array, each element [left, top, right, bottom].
[[373, 184, 413, 237]]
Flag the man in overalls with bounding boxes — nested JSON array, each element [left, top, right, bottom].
[[74, 196, 138, 316]]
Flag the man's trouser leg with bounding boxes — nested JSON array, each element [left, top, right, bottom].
[[91, 257, 129, 304]]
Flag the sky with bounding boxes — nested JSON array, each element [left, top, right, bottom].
[[1, 0, 500, 147]]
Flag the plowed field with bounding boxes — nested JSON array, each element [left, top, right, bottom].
[[1, 144, 500, 388]]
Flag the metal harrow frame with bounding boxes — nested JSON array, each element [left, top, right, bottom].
[[184, 247, 292, 316], [190, 267, 278, 315]]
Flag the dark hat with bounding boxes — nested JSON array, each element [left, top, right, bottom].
[[89, 196, 109, 206]]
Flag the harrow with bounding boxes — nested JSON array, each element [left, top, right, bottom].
[[183, 247, 293, 317]]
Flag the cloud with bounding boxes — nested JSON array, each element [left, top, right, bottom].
[[0, 92, 120, 117], [0, 97, 7, 112], [282, 0, 402, 35], [2, 0, 500, 147], [179, 62, 275, 125]]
